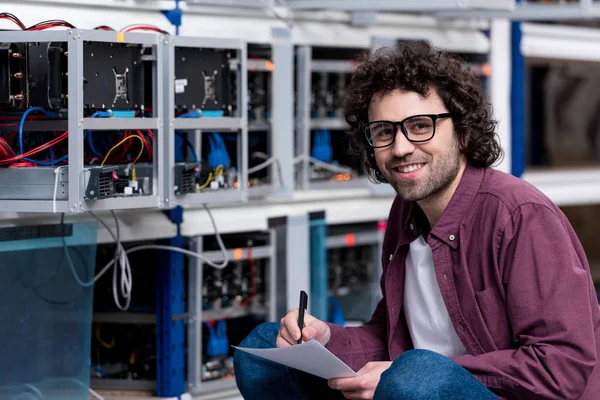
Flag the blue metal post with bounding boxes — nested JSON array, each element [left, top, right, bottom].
[[309, 211, 328, 321], [511, 1, 526, 178], [163, 0, 182, 35], [156, 206, 185, 398]]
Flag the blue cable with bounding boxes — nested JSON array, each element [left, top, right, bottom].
[[18, 107, 104, 166], [90, 363, 110, 379], [18, 107, 59, 164], [212, 132, 231, 167], [87, 111, 112, 159], [177, 110, 202, 118], [175, 131, 199, 163]]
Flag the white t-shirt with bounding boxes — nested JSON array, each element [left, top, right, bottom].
[[403, 235, 468, 357]]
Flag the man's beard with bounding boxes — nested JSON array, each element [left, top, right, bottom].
[[385, 148, 461, 202]]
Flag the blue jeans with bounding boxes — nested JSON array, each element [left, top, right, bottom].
[[234, 322, 497, 400]]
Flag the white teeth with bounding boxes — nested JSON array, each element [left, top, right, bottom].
[[398, 163, 424, 173]]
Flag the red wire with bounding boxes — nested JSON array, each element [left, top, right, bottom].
[[28, 22, 73, 31], [136, 129, 152, 160], [124, 26, 165, 33], [0, 15, 25, 30], [0, 131, 68, 166]]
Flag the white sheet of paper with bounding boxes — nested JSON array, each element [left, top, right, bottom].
[[233, 339, 357, 380]]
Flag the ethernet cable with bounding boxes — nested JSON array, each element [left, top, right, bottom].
[[63, 204, 229, 311], [293, 154, 353, 174]]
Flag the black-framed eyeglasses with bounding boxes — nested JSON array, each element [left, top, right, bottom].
[[363, 113, 452, 148]]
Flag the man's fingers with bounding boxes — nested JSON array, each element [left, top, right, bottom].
[[275, 332, 292, 348], [328, 377, 356, 391], [282, 314, 302, 342]]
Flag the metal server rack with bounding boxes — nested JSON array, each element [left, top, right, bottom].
[[246, 45, 275, 199], [295, 45, 369, 192], [0, 29, 165, 213], [164, 36, 248, 207], [324, 221, 386, 324], [186, 232, 278, 395]]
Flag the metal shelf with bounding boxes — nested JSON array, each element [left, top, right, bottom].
[[200, 245, 273, 263], [201, 304, 268, 321], [193, 378, 238, 396], [285, 0, 514, 12], [83, 118, 160, 131], [248, 122, 271, 131], [326, 230, 382, 249], [310, 118, 348, 131], [173, 118, 245, 131], [175, 188, 244, 206], [311, 60, 356, 73]]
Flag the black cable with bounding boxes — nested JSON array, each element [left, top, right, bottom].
[[0, 13, 26, 30], [94, 25, 115, 31], [26, 19, 75, 30]]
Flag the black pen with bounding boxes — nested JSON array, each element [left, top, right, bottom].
[[297, 290, 308, 344]]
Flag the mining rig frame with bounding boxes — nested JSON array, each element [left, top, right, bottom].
[[164, 35, 248, 207], [0, 29, 167, 213]]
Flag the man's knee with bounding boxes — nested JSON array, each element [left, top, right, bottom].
[[237, 322, 280, 349], [233, 322, 280, 380], [375, 350, 485, 400], [233, 322, 289, 399]]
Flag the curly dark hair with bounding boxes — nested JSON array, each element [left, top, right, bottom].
[[344, 40, 502, 183]]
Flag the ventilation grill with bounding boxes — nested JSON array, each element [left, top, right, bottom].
[[180, 169, 196, 194], [97, 172, 113, 198]]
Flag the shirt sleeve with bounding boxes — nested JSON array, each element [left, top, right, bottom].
[[325, 275, 389, 371], [452, 203, 598, 399]]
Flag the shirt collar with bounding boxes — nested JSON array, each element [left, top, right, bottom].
[[398, 164, 485, 250]]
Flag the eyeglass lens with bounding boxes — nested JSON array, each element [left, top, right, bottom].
[[367, 116, 435, 146]]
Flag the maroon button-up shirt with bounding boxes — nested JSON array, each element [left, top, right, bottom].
[[326, 164, 600, 399]]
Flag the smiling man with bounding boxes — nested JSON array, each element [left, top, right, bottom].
[[234, 41, 600, 400]]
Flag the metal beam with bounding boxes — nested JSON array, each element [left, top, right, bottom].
[[437, 3, 600, 20], [285, 0, 514, 11], [271, 27, 295, 197]]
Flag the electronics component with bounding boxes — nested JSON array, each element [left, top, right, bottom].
[[0, 40, 149, 111], [201, 356, 234, 382], [83, 41, 147, 110], [0, 166, 151, 201], [202, 258, 265, 311], [174, 47, 233, 115], [27, 41, 68, 110], [174, 163, 200, 194], [0, 42, 26, 108], [248, 70, 270, 122], [329, 245, 374, 296], [91, 324, 156, 381]]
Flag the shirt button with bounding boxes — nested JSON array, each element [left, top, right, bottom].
[[449, 234, 456, 241], [409, 223, 414, 230], [389, 254, 393, 261], [459, 324, 466, 332]]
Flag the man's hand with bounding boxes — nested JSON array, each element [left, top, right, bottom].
[[328, 361, 393, 400], [276, 308, 331, 347]]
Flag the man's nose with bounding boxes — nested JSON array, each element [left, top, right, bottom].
[[391, 129, 416, 159]]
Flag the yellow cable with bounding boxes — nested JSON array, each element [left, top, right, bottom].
[[95, 326, 115, 349], [215, 165, 224, 177], [100, 135, 145, 166], [197, 172, 213, 190]]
